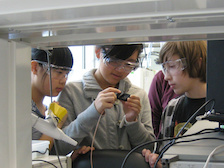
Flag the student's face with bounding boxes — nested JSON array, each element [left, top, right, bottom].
[[37, 65, 68, 97], [98, 50, 139, 88], [162, 55, 194, 95]]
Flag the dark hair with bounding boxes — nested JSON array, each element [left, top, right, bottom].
[[97, 44, 143, 60], [32, 47, 73, 69], [158, 41, 207, 82]]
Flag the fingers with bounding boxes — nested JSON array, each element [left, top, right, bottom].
[[149, 153, 160, 168], [141, 149, 161, 168], [143, 149, 152, 163], [122, 95, 141, 122], [70, 146, 95, 161], [94, 87, 121, 114], [100, 87, 121, 94], [78, 146, 95, 154], [142, 148, 147, 156], [125, 95, 141, 112], [95, 87, 141, 120]]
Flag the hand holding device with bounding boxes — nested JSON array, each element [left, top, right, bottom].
[[94, 87, 121, 114], [122, 95, 141, 122], [116, 92, 130, 101]]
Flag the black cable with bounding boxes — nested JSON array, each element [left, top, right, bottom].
[[157, 136, 224, 164], [120, 140, 158, 168], [46, 50, 63, 168], [32, 159, 58, 168], [176, 99, 215, 138], [158, 99, 215, 156], [155, 127, 220, 165], [46, 50, 53, 103], [175, 137, 224, 145], [123, 97, 215, 168], [32, 148, 49, 155], [153, 142, 172, 167], [120, 128, 219, 168], [53, 139, 63, 168], [153, 99, 215, 168]]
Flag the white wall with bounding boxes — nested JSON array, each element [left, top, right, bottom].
[[0, 39, 31, 168]]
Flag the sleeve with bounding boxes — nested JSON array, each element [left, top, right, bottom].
[[54, 83, 101, 155], [159, 97, 182, 143], [158, 100, 175, 149], [125, 90, 156, 149], [148, 71, 164, 136]]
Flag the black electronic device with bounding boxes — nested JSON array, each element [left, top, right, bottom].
[[117, 93, 130, 101]]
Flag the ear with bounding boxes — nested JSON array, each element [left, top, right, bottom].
[[95, 47, 101, 59], [31, 61, 38, 74]]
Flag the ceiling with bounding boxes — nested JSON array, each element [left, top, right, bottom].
[[1, 0, 224, 49]]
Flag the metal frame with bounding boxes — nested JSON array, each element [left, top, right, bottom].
[[1, 0, 224, 48]]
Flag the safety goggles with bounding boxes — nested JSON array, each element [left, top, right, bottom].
[[103, 57, 139, 72], [162, 58, 187, 75], [34, 60, 72, 80]]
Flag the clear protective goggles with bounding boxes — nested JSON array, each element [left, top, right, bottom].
[[34, 60, 72, 80], [162, 58, 187, 75], [103, 57, 139, 72]]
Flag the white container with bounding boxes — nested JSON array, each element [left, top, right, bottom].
[[32, 140, 50, 159]]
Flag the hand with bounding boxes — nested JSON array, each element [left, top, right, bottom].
[[122, 95, 141, 122], [94, 87, 121, 114], [57, 113, 67, 129], [142, 149, 162, 168], [70, 146, 95, 161]]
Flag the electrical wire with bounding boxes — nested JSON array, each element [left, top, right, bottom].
[[90, 113, 103, 168], [32, 148, 49, 155], [154, 136, 224, 167], [174, 137, 224, 144], [152, 142, 158, 154], [46, 50, 53, 103], [120, 128, 219, 168], [46, 50, 63, 168], [176, 99, 215, 138], [155, 128, 222, 166], [53, 139, 63, 168], [203, 144, 224, 168], [32, 159, 58, 168], [120, 140, 158, 168], [153, 99, 215, 168]]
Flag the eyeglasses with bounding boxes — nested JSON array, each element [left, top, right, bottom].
[[34, 60, 72, 80], [103, 57, 139, 72], [162, 58, 187, 75]]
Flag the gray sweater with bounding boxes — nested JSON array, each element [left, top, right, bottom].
[[56, 69, 155, 155]]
